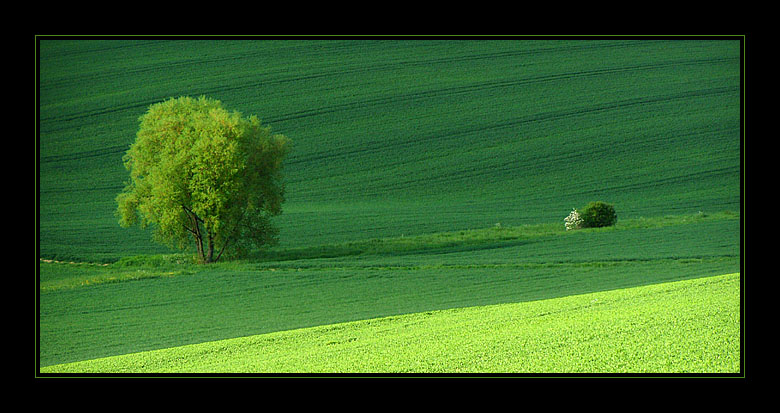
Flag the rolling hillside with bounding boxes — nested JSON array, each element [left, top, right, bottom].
[[41, 273, 740, 373], [38, 212, 739, 367], [37, 37, 742, 373], [38, 38, 741, 261]]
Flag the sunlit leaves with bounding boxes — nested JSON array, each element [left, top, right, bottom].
[[116, 96, 290, 262]]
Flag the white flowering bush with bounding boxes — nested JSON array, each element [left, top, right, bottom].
[[564, 208, 583, 231]]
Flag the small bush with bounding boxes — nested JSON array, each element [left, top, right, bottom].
[[579, 201, 617, 228], [564, 209, 583, 231]]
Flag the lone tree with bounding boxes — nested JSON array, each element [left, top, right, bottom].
[[116, 96, 290, 263]]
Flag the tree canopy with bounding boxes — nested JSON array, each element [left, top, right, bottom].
[[116, 96, 290, 263]]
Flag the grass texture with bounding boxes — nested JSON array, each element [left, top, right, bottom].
[[37, 38, 742, 374], [38, 39, 741, 262], [41, 273, 740, 374], [38, 212, 739, 367]]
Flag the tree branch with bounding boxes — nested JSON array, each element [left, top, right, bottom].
[[215, 237, 230, 262], [181, 205, 204, 223]]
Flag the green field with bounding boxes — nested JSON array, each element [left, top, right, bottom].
[[37, 37, 742, 374], [41, 273, 740, 374]]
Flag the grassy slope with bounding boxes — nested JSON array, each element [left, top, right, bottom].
[[41, 273, 740, 374], [37, 39, 742, 372], [38, 39, 741, 261], [39, 213, 739, 367]]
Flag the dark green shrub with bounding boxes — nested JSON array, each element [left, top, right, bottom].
[[579, 201, 617, 228]]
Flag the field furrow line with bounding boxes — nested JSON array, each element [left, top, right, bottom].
[[413, 126, 740, 187], [39, 50, 291, 92], [567, 165, 741, 195], [255, 255, 739, 272], [39, 99, 162, 125], [39, 144, 129, 164], [499, 165, 741, 207], [39, 184, 125, 194], [300, 123, 738, 201], [266, 57, 737, 125], [288, 85, 738, 170], [38, 40, 161, 60], [39, 53, 735, 128]]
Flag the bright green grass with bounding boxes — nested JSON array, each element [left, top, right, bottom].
[[40, 273, 740, 374], [38, 212, 739, 367], [38, 39, 741, 262], [248, 210, 738, 264]]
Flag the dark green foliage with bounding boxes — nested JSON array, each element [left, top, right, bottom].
[[580, 201, 618, 228]]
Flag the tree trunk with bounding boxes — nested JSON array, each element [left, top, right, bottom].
[[195, 238, 204, 263], [206, 232, 215, 263], [194, 224, 206, 263], [183, 205, 208, 264]]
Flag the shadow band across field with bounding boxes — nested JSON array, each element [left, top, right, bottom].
[[250, 237, 535, 263], [38, 213, 740, 368], [40, 273, 741, 374]]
